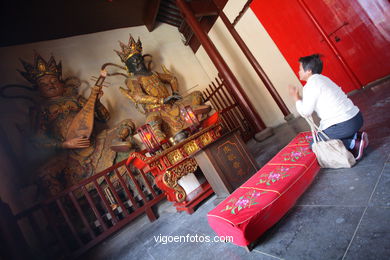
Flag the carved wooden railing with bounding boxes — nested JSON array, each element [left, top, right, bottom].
[[202, 76, 255, 141], [11, 158, 165, 259]]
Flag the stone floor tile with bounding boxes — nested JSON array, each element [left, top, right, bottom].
[[253, 206, 365, 260], [369, 164, 390, 207], [343, 207, 390, 260], [297, 165, 382, 206]]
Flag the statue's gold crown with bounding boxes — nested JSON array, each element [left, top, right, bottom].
[[115, 34, 143, 63], [18, 52, 62, 84]]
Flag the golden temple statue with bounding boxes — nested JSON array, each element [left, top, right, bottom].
[[115, 35, 211, 143], [16, 52, 136, 196]]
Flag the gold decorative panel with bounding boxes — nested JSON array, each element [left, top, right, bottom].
[[167, 149, 184, 165], [183, 140, 200, 155], [200, 132, 213, 146]]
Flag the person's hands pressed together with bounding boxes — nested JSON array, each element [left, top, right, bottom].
[[288, 84, 301, 101]]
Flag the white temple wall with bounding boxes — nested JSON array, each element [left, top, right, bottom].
[[195, 0, 302, 127]]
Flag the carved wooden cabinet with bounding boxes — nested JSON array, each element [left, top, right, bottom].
[[194, 130, 259, 201]]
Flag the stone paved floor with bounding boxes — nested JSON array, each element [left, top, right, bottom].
[[84, 79, 390, 260]]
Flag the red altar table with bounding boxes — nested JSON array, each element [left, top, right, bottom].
[[127, 123, 223, 213]]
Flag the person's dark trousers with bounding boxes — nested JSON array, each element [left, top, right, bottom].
[[321, 111, 364, 149]]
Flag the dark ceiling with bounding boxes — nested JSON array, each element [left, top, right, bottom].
[[0, 0, 228, 51], [0, 0, 149, 47]]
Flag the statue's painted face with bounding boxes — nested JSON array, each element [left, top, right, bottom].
[[37, 74, 64, 98], [125, 53, 147, 73]]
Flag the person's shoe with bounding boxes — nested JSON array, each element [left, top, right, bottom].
[[354, 131, 369, 160]]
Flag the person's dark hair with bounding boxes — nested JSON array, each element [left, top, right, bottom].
[[299, 54, 323, 74]]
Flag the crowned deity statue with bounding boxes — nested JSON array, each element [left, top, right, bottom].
[[13, 52, 137, 196], [114, 35, 211, 143]]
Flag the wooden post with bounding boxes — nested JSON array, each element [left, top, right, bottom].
[[219, 10, 293, 119], [176, 0, 266, 132]]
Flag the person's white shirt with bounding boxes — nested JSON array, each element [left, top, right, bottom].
[[296, 74, 359, 130]]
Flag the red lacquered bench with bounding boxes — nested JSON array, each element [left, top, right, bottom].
[[207, 132, 320, 248]]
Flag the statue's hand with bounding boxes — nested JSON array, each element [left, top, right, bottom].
[[163, 94, 182, 104], [62, 136, 91, 149], [92, 86, 104, 99], [100, 69, 108, 77], [161, 65, 172, 75]]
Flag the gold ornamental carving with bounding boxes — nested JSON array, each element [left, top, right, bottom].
[[129, 152, 148, 162], [149, 160, 163, 171], [200, 132, 213, 146], [183, 140, 200, 155], [162, 158, 198, 203], [175, 185, 186, 202], [167, 149, 184, 165], [170, 158, 198, 176]]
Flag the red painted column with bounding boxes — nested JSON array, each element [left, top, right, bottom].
[[176, 0, 266, 132], [219, 10, 292, 118]]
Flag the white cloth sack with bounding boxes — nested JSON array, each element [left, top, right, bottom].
[[305, 117, 356, 168]]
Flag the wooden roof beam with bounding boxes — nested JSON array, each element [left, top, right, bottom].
[[189, 0, 218, 17], [144, 0, 162, 32]]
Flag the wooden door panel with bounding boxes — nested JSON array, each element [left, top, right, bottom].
[[250, 0, 358, 93], [304, 0, 390, 85]]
